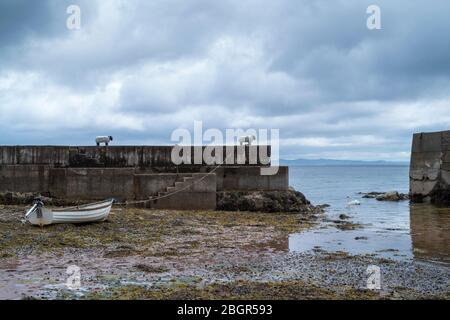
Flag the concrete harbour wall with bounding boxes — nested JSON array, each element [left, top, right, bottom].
[[410, 130, 450, 203], [0, 145, 287, 210], [0, 166, 287, 195]]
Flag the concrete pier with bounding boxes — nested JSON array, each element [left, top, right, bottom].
[[0, 145, 288, 210], [410, 130, 450, 203]]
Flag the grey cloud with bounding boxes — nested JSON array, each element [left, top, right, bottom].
[[1, 0, 450, 161], [0, 0, 55, 47]]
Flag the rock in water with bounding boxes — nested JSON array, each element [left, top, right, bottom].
[[361, 192, 384, 199], [376, 191, 408, 201], [360, 191, 409, 201], [339, 214, 350, 220]]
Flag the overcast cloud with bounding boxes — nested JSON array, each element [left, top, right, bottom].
[[1, 0, 450, 160]]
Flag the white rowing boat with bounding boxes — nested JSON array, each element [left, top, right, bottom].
[[24, 198, 114, 226]]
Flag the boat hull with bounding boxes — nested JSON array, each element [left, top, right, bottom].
[[27, 199, 113, 226]]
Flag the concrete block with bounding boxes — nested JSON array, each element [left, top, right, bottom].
[[0, 147, 17, 165], [442, 130, 450, 151], [410, 152, 442, 169], [412, 132, 443, 153], [69, 146, 141, 167], [0, 165, 50, 193], [49, 168, 135, 200], [409, 179, 438, 196], [216, 166, 288, 191], [409, 168, 440, 181], [141, 146, 174, 167], [442, 151, 450, 163], [0, 146, 69, 166], [17, 146, 69, 166]]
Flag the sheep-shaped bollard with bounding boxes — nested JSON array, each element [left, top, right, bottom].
[[95, 136, 113, 146], [239, 135, 256, 146]]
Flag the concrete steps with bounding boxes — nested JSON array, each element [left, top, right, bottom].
[[151, 176, 195, 198], [148, 173, 216, 210], [152, 174, 195, 199], [165, 174, 195, 196]]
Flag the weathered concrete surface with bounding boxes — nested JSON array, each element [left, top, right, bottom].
[[0, 145, 271, 167], [216, 166, 289, 191], [0, 165, 287, 194], [0, 165, 50, 194], [49, 168, 136, 201], [410, 130, 450, 203], [0, 146, 69, 166]]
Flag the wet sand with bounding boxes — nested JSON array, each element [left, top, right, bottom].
[[0, 205, 448, 300]]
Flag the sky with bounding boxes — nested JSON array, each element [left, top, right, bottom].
[[1, 0, 449, 161]]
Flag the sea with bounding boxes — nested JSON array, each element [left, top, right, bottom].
[[288, 165, 450, 265]]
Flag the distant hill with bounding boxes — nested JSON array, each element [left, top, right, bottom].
[[280, 158, 409, 166]]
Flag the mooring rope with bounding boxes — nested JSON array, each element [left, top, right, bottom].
[[114, 161, 224, 206]]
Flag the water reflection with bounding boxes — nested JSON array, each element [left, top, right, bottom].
[[289, 203, 450, 265], [410, 204, 450, 264]]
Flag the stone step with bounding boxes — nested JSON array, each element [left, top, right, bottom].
[[166, 177, 194, 194], [162, 175, 196, 196], [174, 181, 185, 189]]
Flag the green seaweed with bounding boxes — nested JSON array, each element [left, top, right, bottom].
[[82, 280, 383, 300]]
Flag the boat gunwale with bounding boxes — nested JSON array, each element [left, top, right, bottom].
[[52, 199, 114, 212]]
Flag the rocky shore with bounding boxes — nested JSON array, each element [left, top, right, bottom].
[[0, 204, 448, 300]]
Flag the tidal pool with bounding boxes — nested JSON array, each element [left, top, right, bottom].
[[288, 166, 450, 265]]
